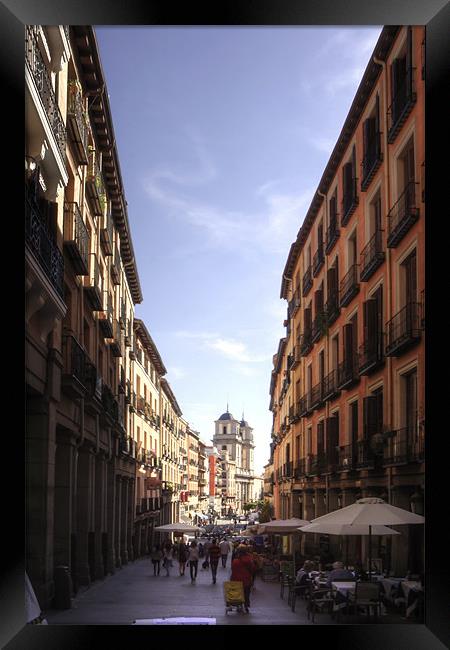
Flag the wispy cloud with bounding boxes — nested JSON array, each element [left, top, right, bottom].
[[205, 337, 270, 363], [169, 366, 187, 380]]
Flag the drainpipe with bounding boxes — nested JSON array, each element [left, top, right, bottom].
[[374, 54, 393, 503]]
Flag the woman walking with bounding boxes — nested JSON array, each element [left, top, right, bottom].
[[150, 544, 163, 576], [187, 540, 200, 584], [230, 545, 256, 613], [162, 541, 174, 577], [208, 538, 221, 584]]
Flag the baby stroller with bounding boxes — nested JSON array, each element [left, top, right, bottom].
[[223, 581, 245, 615]]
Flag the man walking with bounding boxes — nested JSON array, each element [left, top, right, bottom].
[[220, 538, 231, 568], [208, 538, 221, 584]]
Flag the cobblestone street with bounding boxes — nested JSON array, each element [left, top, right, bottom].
[[44, 557, 324, 626]]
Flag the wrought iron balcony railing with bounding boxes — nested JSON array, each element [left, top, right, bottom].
[[337, 444, 356, 471], [323, 369, 340, 401], [86, 147, 106, 216], [25, 186, 64, 299], [358, 334, 385, 375], [67, 79, 89, 165], [385, 301, 422, 356], [100, 212, 114, 257], [339, 264, 359, 307], [387, 181, 419, 248], [300, 330, 313, 357], [387, 66, 416, 143], [302, 266, 313, 297], [310, 380, 324, 410], [311, 311, 326, 343], [111, 246, 121, 285], [361, 131, 382, 191], [337, 355, 360, 390], [325, 291, 340, 326], [62, 333, 89, 396], [109, 319, 123, 357], [341, 178, 359, 227], [325, 218, 340, 254], [84, 253, 103, 311], [63, 202, 90, 275], [360, 229, 385, 281], [25, 27, 67, 164], [98, 291, 114, 339], [313, 245, 325, 277]]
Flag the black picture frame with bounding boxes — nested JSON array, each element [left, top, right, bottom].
[[7, 0, 450, 647]]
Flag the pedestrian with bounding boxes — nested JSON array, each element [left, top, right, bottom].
[[230, 545, 256, 613], [198, 542, 204, 559], [220, 538, 231, 568], [188, 541, 199, 583], [162, 541, 174, 577], [177, 540, 188, 576], [203, 537, 212, 567], [208, 538, 221, 584], [150, 544, 163, 576]]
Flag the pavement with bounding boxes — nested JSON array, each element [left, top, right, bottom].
[[44, 557, 420, 626], [44, 557, 327, 625]]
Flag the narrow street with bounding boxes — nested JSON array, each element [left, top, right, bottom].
[[44, 557, 325, 626]]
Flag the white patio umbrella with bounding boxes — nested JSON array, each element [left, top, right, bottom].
[[154, 522, 202, 534], [309, 498, 424, 580], [299, 522, 400, 570], [257, 518, 310, 571]]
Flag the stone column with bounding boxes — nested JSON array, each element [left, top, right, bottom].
[[53, 429, 76, 570], [127, 477, 135, 562], [115, 476, 122, 568], [26, 396, 57, 608], [105, 458, 116, 574], [121, 477, 129, 564], [76, 443, 95, 586], [94, 453, 106, 580]]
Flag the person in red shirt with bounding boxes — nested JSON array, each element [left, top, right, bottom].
[[230, 545, 256, 612]]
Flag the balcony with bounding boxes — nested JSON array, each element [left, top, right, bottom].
[[312, 245, 324, 277], [25, 185, 64, 299], [86, 147, 106, 216], [385, 302, 422, 356], [84, 253, 103, 311], [323, 369, 340, 401], [361, 131, 382, 191], [360, 230, 385, 281], [387, 181, 419, 248], [339, 264, 359, 307], [110, 246, 121, 285], [109, 319, 123, 357], [311, 311, 326, 344], [67, 79, 89, 165], [337, 444, 356, 471], [98, 292, 114, 339], [325, 291, 340, 326], [61, 333, 89, 397], [25, 27, 67, 165], [288, 289, 301, 318], [298, 395, 308, 418], [100, 212, 114, 257], [325, 219, 340, 254], [309, 453, 328, 476], [300, 330, 313, 357], [337, 355, 360, 390], [294, 459, 306, 479], [63, 202, 90, 275], [341, 179, 359, 227], [302, 266, 313, 297], [382, 427, 424, 465], [119, 299, 127, 330], [355, 439, 377, 469], [101, 383, 118, 423], [125, 319, 132, 347], [358, 335, 384, 375], [310, 381, 324, 410], [387, 67, 416, 143]]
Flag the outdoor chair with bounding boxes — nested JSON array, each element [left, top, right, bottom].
[[280, 571, 292, 599], [306, 583, 333, 623], [351, 581, 382, 621], [290, 578, 311, 613]]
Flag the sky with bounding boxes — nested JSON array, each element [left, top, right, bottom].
[[95, 26, 382, 476]]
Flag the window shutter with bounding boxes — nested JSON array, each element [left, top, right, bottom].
[[317, 421, 325, 455], [375, 94, 380, 154], [315, 287, 323, 313], [326, 415, 339, 458], [375, 390, 384, 434], [344, 323, 353, 366], [352, 144, 357, 185], [363, 396, 377, 438], [406, 26, 413, 97], [391, 59, 399, 122], [363, 119, 370, 166], [367, 298, 378, 351]]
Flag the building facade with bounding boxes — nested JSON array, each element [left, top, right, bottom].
[[269, 26, 425, 575], [212, 410, 256, 514]]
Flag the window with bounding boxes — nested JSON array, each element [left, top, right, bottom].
[[350, 400, 358, 446], [401, 248, 417, 307], [388, 27, 415, 140], [361, 94, 381, 189], [363, 387, 383, 438], [342, 145, 358, 225]]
